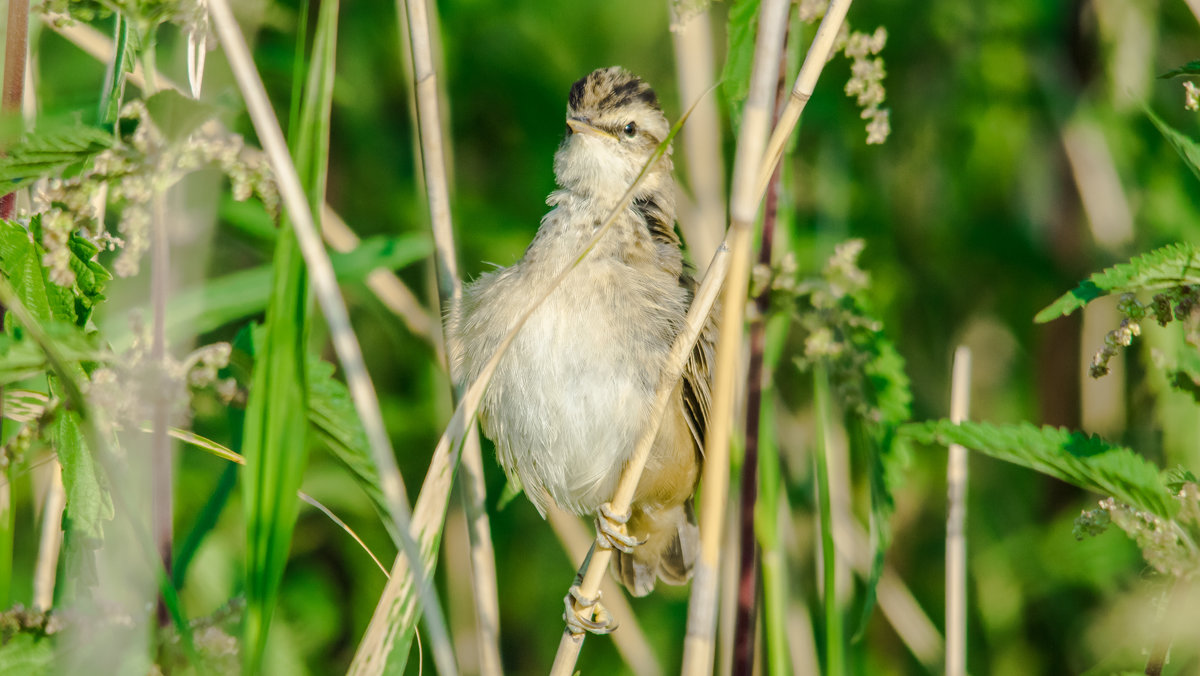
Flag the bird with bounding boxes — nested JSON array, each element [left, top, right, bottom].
[[448, 66, 713, 600]]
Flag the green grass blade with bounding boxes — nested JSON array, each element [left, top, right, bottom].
[[240, 0, 339, 670]]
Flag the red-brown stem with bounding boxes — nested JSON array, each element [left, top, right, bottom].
[[732, 38, 789, 676], [0, 0, 27, 220]]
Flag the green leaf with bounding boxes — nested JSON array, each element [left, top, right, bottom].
[[144, 89, 222, 143], [0, 326, 100, 387], [0, 219, 57, 325], [163, 232, 430, 338], [901, 420, 1177, 519], [1147, 108, 1200, 185], [720, 0, 761, 129], [1158, 60, 1200, 79], [0, 125, 113, 193], [0, 632, 54, 675], [1035, 243, 1200, 322], [241, 0, 338, 670], [1164, 466, 1199, 493], [54, 410, 114, 601], [308, 355, 399, 543]]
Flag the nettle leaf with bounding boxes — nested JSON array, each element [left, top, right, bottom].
[[902, 420, 1177, 519], [0, 632, 54, 675], [54, 410, 114, 600], [1035, 243, 1200, 322], [308, 355, 399, 544], [1159, 60, 1200, 79], [0, 125, 113, 192], [1147, 108, 1200, 185]]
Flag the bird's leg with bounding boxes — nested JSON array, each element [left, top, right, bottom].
[[563, 542, 618, 635], [595, 501, 643, 554]]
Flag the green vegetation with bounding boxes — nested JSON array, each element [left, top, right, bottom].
[[0, 0, 1199, 674]]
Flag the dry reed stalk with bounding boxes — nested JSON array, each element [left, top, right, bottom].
[[945, 346, 972, 676], [547, 506, 664, 676], [206, 3, 458, 674], [755, 0, 854, 200], [679, 0, 790, 672], [395, 0, 502, 671], [670, 6, 725, 271], [31, 463, 64, 611]]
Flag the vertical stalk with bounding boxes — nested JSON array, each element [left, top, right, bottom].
[[682, 0, 788, 672], [732, 39, 789, 675], [0, 0, 30, 608], [396, 0, 502, 672], [813, 364, 843, 676], [946, 346, 972, 676], [31, 464, 65, 611], [670, 6, 725, 271]]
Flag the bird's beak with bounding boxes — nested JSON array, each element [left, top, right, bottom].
[[567, 118, 613, 139]]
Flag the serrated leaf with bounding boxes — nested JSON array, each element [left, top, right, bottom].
[[308, 355, 399, 543], [0, 632, 54, 675], [1035, 243, 1200, 322], [54, 410, 114, 602], [901, 420, 1177, 518], [1159, 60, 1200, 79], [1147, 108, 1200, 185], [1164, 466, 1199, 493], [0, 125, 113, 192]]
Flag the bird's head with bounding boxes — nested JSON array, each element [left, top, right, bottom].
[[553, 67, 673, 199]]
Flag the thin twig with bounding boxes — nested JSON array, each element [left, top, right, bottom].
[[946, 346, 972, 676], [205, 3, 458, 676], [396, 0, 502, 672], [681, 0, 790, 672]]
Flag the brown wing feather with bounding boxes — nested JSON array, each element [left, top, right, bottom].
[[679, 271, 716, 457]]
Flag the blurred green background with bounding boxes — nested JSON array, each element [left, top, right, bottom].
[[14, 0, 1200, 673]]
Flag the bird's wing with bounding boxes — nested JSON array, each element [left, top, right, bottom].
[[680, 274, 716, 458]]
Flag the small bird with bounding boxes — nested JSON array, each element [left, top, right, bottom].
[[449, 67, 713, 598]]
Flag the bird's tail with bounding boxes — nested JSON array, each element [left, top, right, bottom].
[[612, 499, 698, 597]]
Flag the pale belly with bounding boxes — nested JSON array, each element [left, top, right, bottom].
[[480, 270, 676, 516]]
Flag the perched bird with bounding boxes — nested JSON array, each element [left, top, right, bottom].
[[449, 67, 713, 598]]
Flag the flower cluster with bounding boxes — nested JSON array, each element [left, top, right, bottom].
[[1075, 484, 1200, 579], [30, 101, 277, 282], [840, 27, 891, 145], [86, 315, 235, 435], [1185, 81, 1200, 112], [1090, 288, 1200, 378]]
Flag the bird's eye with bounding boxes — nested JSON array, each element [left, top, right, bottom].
[[623, 122, 637, 138]]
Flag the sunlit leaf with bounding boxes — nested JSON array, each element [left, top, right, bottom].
[[1035, 243, 1200, 322], [902, 420, 1177, 519]]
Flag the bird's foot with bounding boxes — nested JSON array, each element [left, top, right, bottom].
[[595, 502, 643, 554], [563, 584, 617, 635]]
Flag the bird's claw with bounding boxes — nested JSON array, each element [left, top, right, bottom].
[[563, 584, 617, 635], [595, 502, 643, 554]]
